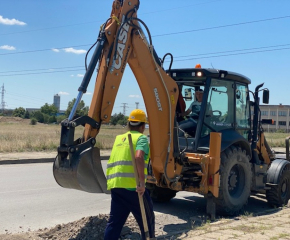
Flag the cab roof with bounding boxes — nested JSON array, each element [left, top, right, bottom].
[[168, 68, 251, 85]]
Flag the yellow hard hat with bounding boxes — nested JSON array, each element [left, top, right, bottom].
[[128, 109, 148, 123]]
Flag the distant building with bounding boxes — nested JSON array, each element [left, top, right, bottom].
[[26, 108, 40, 113], [56, 110, 66, 116], [0, 108, 13, 116], [53, 94, 60, 111], [258, 104, 290, 132]]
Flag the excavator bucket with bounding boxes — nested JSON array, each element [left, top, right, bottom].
[[53, 146, 110, 194]]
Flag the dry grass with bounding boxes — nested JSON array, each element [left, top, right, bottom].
[[264, 132, 290, 148], [0, 121, 149, 153], [0, 118, 288, 153]]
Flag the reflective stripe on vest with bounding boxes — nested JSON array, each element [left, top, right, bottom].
[[107, 160, 148, 169], [106, 131, 149, 190]]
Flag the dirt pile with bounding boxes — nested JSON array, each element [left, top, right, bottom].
[[2, 207, 290, 239], [0, 214, 143, 240]]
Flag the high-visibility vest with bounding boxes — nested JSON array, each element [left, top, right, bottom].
[[106, 131, 149, 190]]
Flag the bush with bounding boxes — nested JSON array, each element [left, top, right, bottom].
[[32, 111, 44, 123], [56, 115, 67, 124], [49, 115, 57, 124], [30, 118, 37, 125], [43, 114, 50, 124]]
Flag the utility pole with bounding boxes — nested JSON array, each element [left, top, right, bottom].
[[121, 103, 129, 116], [1, 84, 6, 114], [135, 102, 139, 109]]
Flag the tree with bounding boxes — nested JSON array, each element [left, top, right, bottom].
[[65, 98, 89, 117], [110, 112, 127, 126], [40, 103, 58, 116], [24, 110, 30, 119], [56, 115, 67, 124], [32, 111, 44, 123], [43, 113, 50, 124], [117, 117, 128, 126], [49, 115, 57, 123], [13, 107, 25, 118]]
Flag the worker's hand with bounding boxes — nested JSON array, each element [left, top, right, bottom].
[[136, 183, 145, 196]]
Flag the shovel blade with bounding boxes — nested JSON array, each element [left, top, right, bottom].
[[53, 147, 110, 194]]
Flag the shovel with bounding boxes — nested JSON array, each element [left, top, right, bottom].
[[128, 134, 151, 240]]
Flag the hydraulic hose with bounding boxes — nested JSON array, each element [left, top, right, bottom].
[[68, 23, 108, 121]]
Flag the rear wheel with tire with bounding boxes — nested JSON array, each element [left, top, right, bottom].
[[146, 183, 176, 202], [266, 167, 290, 207], [214, 146, 252, 215]]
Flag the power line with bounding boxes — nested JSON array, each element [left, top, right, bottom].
[[1, 15, 290, 57], [152, 15, 290, 38], [173, 43, 290, 59], [0, 44, 91, 56], [0, 65, 83, 74], [1, 43, 290, 77], [6, 92, 47, 102], [0, 22, 102, 36], [0, 1, 222, 36], [174, 46, 290, 62], [0, 68, 84, 77]]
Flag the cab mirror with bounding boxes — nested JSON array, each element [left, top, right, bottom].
[[263, 89, 269, 104], [184, 88, 192, 101]]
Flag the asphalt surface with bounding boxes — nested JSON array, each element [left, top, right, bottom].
[[0, 150, 288, 235], [0, 161, 206, 235], [0, 162, 111, 234]]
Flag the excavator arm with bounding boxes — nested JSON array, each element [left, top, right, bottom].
[[53, 0, 182, 193]]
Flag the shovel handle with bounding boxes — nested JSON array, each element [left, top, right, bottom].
[[128, 134, 150, 240]]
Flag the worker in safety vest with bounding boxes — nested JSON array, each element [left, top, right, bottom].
[[104, 109, 155, 240]]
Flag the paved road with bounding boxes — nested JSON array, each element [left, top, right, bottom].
[[0, 162, 112, 234], [0, 162, 199, 234], [1, 155, 287, 235]]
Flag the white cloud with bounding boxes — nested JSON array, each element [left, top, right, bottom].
[[58, 91, 69, 95], [128, 95, 141, 98], [85, 92, 92, 95], [0, 15, 26, 25], [77, 74, 84, 78], [0, 45, 16, 50], [63, 48, 86, 54], [52, 48, 60, 52]]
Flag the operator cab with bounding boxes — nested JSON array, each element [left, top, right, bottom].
[[167, 67, 251, 154]]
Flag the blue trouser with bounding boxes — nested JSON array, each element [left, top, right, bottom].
[[104, 188, 155, 240], [178, 118, 197, 136]]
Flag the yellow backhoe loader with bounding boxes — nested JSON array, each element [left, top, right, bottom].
[[53, 0, 290, 219]]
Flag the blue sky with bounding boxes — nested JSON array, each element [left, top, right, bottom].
[[1, 0, 290, 115]]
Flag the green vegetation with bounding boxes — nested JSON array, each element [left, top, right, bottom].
[[0, 114, 288, 153], [30, 118, 37, 125], [110, 112, 128, 126], [0, 122, 149, 152], [65, 98, 88, 117], [264, 132, 290, 148], [12, 107, 26, 118]]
